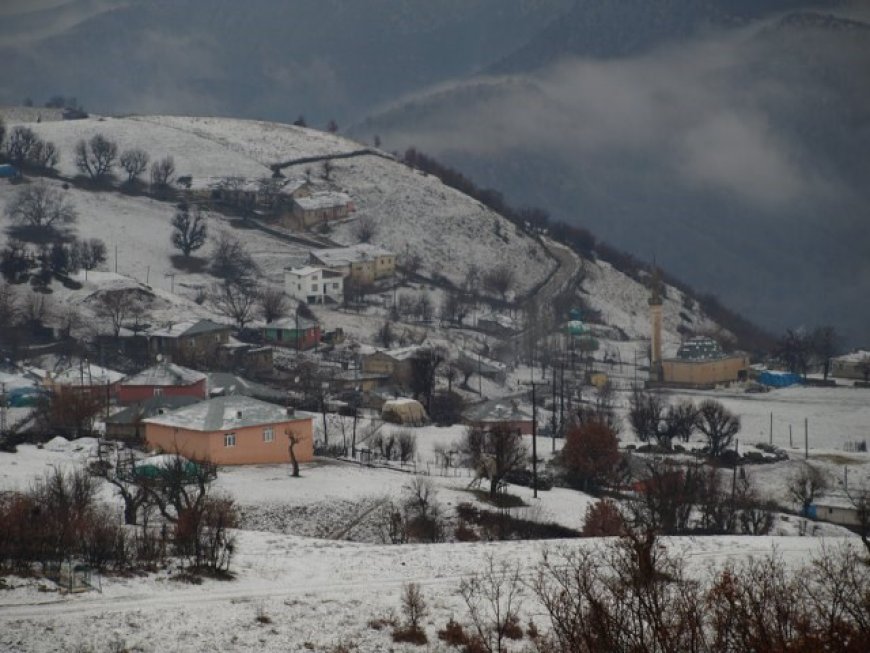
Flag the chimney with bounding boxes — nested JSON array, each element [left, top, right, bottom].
[[286, 407, 295, 417], [236, 410, 243, 419]]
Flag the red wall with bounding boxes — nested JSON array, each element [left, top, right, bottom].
[[118, 378, 207, 404]]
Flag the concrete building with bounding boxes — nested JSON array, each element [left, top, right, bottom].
[[118, 362, 207, 404], [309, 244, 396, 284], [831, 350, 870, 381], [284, 266, 344, 304], [287, 191, 353, 229], [143, 395, 313, 465], [463, 396, 535, 435], [262, 316, 321, 350], [361, 346, 423, 387]]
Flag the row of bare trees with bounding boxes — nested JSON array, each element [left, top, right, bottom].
[[389, 536, 868, 653], [73, 132, 175, 188], [1, 123, 59, 171], [629, 390, 740, 456], [0, 465, 236, 577]]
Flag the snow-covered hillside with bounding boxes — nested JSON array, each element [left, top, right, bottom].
[[3, 113, 558, 294]]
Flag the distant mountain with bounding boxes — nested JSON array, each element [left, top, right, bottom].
[[350, 7, 870, 345], [0, 0, 571, 123], [488, 0, 839, 72]]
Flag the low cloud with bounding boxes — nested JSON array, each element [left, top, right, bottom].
[[372, 26, 835, 210], [0, 0, 127, 47]]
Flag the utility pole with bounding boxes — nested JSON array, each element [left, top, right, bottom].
[[804, 417, 810, 460], [0, 383, 7, 438], [521, 378, 539, 499], [769, 412, 773, 446], [551, 368, 557, 452], [559, 362, 565, 439]]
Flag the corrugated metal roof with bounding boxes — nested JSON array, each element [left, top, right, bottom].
[[122, 362, 206, 387], [143, 395, 307, 431]]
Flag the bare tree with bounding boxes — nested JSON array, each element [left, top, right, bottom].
[[0, 281, 20, 330], [695, 399, 740, 458], [30, 140, 59, 170], [286, 428, 304, 477], [4, 183, 77, 231], [628, 387, 666, 445], [170, 204, 208, 257], [811, 326, 840, 380], [320, 159, 334, 181], [258, 286, 289, 323], [119, 148, 150, 185], [409, 347, 445, 411], [661, 400, 698, 444], [377, 320, 395, 348], [74, 133, 118, 180], [776, 328, 812, 377], [483, 264, 516, 300], [209, 232, 259, 286], [210, 280, 258, 329], [788, 463, 828, 515], [95, 290, 141, 338], [71, 238, 107, 271], [462, 424, 527, 499], [459, 556, 524, 653], [400, 582, 428, 633], [150, 156, 175, 189], [5, 126, 39, 165], [353, 215, 377, 243]]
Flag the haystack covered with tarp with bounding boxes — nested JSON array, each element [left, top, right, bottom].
[[381, 398, 427, 425]]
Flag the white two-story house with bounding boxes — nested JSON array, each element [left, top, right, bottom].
[[284, 266, 344, 304]]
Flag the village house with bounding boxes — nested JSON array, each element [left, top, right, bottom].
[[284, 266, 344, 304], [463, 396, 535, 435], [831, 350, 870, 382], [361, 346, 423, 387], [285, 191, 353, 229], [117, 361, 208, 404], [215, 342, 274, 375], [262, 316, 322, 350], [146, 319, 233, 361], [205, 372, 286, 403], [143, 395, 314, 465], [44, 363, 125, 399], [105, 395, 201, 442], [308, 244, 396, 284], [187, 176, 310, 213]]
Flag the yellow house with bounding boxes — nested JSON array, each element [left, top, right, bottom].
[[309, 244, 396, 284]]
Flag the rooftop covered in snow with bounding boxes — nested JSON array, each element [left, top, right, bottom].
[[122, 362, 206, 387], [310, 243, 394, 267], [142, 395, 307, 432]]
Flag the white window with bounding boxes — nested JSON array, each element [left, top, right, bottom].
[[224, 433, 236, 447], [312, 283, 318, 291], [333, 283, 339, 290], [153, 387, 163, 397], [263, 427, 274, 443]]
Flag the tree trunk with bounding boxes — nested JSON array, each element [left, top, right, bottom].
[[289, 441, 300, 478]]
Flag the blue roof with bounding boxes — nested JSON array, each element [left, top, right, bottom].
[[0, 164, 20, 178]]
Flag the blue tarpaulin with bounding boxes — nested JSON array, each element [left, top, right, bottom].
[[758, 371, 802, 387]]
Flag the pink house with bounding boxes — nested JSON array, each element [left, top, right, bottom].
[[118, 362, 208, 404], [143, 395, 314, 465]]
